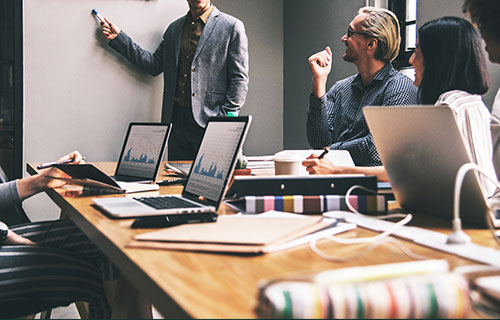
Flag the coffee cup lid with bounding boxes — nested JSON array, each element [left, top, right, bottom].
[[274, 151, 299, 162]]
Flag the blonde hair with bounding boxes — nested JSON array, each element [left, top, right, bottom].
[[357, 6, 401, 62]]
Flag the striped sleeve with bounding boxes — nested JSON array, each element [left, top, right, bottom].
[[436, 90, 497, 197]]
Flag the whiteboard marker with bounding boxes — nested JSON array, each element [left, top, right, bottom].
[[91, 9, 105, 23]]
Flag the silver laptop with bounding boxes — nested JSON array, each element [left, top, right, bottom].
[[111, 122, 171, 183], [92, 116, 252, 218], [363, 105, 490, 227]]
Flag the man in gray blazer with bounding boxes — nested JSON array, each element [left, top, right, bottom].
[[100, 0, 249, 160]]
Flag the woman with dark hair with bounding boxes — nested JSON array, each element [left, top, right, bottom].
[[415, 17, 489, 104], [303, 16, 497, 197]]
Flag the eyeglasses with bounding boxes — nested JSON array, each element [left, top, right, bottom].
[[346, 27, 371, 38]]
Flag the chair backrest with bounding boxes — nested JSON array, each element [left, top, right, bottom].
[[0, 165, 31, 225]]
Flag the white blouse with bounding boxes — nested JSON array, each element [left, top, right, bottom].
[[436, 90, 497, 197]]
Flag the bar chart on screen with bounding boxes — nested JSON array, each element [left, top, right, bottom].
[[185, 121, 245, 200], [118, 125, 168, 177]]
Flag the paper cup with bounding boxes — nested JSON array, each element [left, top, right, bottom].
[[274, 152, 300, 175]]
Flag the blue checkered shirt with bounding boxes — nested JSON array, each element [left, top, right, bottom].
[[306, 63, 418, 166]]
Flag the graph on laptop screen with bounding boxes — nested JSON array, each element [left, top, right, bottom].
[[184, 121, 245, 201], [116, 125, 168, 177]]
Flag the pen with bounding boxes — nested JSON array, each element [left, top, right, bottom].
[[131, 212, 218, 229], [318, 149, 329, 159], [37, 157, 86, 170], [157, 178, 187, 186]]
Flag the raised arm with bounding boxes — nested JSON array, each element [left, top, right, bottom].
[[104, 18, 165, 76]]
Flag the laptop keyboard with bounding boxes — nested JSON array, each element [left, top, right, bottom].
[[135, 196, 202, 210]]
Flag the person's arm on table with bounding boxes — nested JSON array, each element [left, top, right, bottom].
[[1, 151, 84, 245], [302, 155, 388, 182]]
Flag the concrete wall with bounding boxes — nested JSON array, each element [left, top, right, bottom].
[[283, 0, 365, 149], [213, 0, 284, 156]]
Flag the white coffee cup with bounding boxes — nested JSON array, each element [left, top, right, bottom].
[[274, 151, 300, 175]]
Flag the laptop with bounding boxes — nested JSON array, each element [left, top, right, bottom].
[[363, 105, 491, 227], [92, 116, 252, 218], [111, 122, 171, 183]]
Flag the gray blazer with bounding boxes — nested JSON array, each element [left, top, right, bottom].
[[109, 7, 249, 127]]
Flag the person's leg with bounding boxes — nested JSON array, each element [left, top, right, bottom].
[[183, 109, 206, 157], [168, 107, 205, 160]]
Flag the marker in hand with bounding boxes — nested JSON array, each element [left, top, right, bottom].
[[91, 9, 106, 24]]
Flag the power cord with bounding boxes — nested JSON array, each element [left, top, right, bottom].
[[310, 185, 430, 262], [453, 163, 500, 247]]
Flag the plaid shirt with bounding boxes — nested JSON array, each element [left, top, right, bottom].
[[306, 63, 417, 166]]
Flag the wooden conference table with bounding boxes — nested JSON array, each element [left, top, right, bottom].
[[27, 162, 498, 319]]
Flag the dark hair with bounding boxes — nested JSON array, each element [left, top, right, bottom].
[[417, 16, 489, 104], [463, 0, 500, 44]]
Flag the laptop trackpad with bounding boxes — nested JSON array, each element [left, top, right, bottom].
[[96, 198, 149, 211]]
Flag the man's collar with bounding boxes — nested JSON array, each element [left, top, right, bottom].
[[372, 62, 394, 81], [187, 4, 214, 24], [352, 63, 394, 89]]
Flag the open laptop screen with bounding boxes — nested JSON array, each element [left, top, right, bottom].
[[115, 123, 170, 181], [184, 117, 251, 204]]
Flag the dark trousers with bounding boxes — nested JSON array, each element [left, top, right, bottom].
[[0, 220, 115, 318], [168, 105, 205, 161]]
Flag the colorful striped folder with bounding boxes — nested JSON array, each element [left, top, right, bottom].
[[228, 195, 388, 214]]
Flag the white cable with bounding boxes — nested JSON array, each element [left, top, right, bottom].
[[310, 185, 428, 262], [345, 185, 408, 220], [310, 235, 429, 262], [319, 213, 412, 244], [454, 163, 500, 247]]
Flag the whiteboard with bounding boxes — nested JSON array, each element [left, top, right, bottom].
[[24, 0, 188, 164]]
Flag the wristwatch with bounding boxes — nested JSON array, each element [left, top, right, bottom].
[[0, 221, 8, 244]]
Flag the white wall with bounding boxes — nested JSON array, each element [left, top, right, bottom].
[[213, 0, 284, 156], [22, 0, 283, 220], [283, 0, 365, 149]]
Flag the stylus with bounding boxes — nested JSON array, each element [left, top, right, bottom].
[[131, 212, 217, 228], [37, 157, 87, 170], [157, 178, 187, 186]]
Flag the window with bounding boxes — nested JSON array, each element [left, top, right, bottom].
[[388, 0, 418, 71]]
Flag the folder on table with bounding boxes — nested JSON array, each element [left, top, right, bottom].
[[128, 215, 346, 254]]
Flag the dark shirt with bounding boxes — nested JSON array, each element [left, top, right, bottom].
[[174, 6, 214, 108], [306, 63, 418, 166]]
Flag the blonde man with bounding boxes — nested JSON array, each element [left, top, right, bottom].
[[306, 7, 417, 166]]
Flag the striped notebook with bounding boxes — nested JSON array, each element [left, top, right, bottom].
[[229, 195, 387, 214]]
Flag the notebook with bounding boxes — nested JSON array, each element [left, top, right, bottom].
[[111, 122, 171, 183], [92, 116, 252, 218], [128, 214, 354, 254], [363, 105, 491, 227]]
